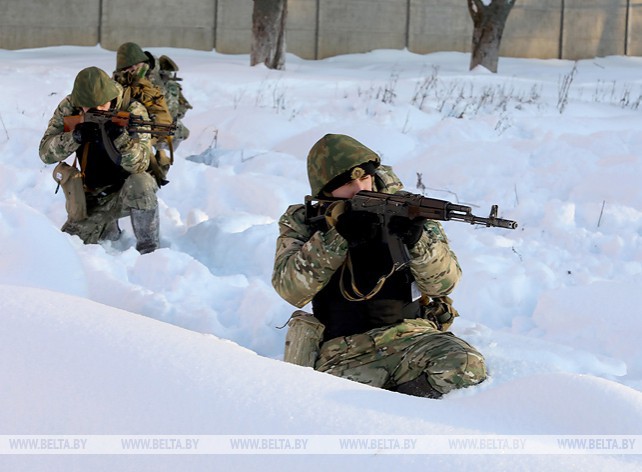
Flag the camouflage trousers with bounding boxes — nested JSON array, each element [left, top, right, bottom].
[[315, 318, 487, 395], [61, 172, 158, 244]]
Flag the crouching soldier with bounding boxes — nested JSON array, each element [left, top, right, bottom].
[[272, 134, 487, 398], [39, 66, 160, 254], [157, 54, 192, 149], [113, 42, 174, 186]]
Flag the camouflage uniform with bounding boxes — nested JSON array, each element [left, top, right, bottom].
[[138, 52, 191, 149], [272, 134, 487, 397], [157, 55, 191, 147], [39, 67, 159, 251], [113, 42, 174, 185]]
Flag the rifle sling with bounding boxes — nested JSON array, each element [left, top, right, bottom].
[[339, 252, 402, 302], [80, 143, 89, 178]]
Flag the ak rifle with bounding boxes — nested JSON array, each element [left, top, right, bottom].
[[63, 109, 176, 137], [306, 190, 518, 268], [63, 109, 176, 166]]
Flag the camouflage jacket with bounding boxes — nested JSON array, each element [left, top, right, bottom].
[[163, 79, 192, 120], [113, 71, 173, 128], [272, 166, 462, 308], [38, 90, 153, 174], [143, 53, 191, 122]]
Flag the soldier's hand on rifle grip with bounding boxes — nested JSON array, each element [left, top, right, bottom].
[[388, 216, 427, 248], [324, 200, 347, 228], [71, 122, 100, 144], [335, 209, 380, 247], [104, 121, 126, 141]]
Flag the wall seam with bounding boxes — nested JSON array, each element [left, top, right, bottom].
[[315, 0, 321, 59], [559, 0, 565, 59], [213, 0, 218, 51], [405, 0, 411, 50], [625, 0, 630, 55], [98, 0, 103, 46]]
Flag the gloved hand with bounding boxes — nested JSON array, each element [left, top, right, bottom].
[[388, 215, 426, 247], [104, 120, 127, 141], [334, 209, 380, 247], [421, 296, 458, 331], [324, 200, 347, 228], [71, 122, 100, 144]]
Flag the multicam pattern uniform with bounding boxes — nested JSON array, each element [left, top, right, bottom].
[[39, 88, 157, 244], [144, 53, 191, 147], [158, 77, 191, 146], [272, 135, 486, 395]]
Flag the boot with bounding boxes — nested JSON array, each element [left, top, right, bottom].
[[394, 374, 443, 399], [130, 207, 160, 254], [99, 219, 122, 242]]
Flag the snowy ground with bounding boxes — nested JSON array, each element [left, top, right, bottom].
[[1, 46, 641, 471]]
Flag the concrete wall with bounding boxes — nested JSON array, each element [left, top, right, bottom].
[[501, 0, 563, 59], [629, 2, 642, 56], [562, 0, 628, 59], [0, 0, 640, 60], [101, 0, 216, 51], [0, 0, 100, 49], [317, 0, 408, 59], [216, 0, 252, 54], [287, 0, 318, 59], [408, 0, 470, 55]]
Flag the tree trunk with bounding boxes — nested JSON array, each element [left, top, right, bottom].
[[468, 0, 516, 73], [251, 0, 288, 70]]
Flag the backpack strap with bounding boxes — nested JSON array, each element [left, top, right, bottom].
[[79, 143, 89, 178], [120, 86, 132, 112]]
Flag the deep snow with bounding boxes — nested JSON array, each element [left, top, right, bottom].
[[1, 45, 641, 470]]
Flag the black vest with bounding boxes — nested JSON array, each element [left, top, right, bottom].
[[312, 239, 418, 342], [78, 141, 129, 194]]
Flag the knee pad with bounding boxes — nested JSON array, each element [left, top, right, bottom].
[[427, 346, 487, 394]]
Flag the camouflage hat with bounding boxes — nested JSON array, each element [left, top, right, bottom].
[[70, 67, 120, 108], [159, 55, 179, 72], [116, 42, 149, 71], [307, 134, 381, 197]]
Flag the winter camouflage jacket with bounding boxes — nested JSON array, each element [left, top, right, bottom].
[[272, 166, 462, 309], [39, 82, 153, 174]]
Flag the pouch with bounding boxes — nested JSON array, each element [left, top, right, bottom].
[[283, 311, 325, 367], [53, 161, 87, 222]]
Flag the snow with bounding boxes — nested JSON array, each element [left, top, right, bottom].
[[1, 45, 642, 470]]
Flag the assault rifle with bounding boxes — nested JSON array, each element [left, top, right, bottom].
[[306, 190, 518, 268], [63, 109, 177, 166]]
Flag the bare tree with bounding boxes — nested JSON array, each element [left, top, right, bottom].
[[467, 0, 516, 73], [250, 0, 288, 70]]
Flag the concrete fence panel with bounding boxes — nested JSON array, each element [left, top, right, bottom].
[[0, 0, 640, 61], [215, 0, 252, 54], [501, 0, 562, 59], [628, 2, 642, 56], [562, 0, 628, 60], [287, 0, 319, 60], [317, 0, 408, 59], [100, 0, 216, 52], [0, 0, 100, 50], [408, 0, 470, 55]]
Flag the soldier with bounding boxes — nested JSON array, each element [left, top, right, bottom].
[[157, 54, 191, 148], [272, 134, 487, 398], [39, 66, 160, 254], [113, 42, 174, 186], [142, 52, 192, 149]]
